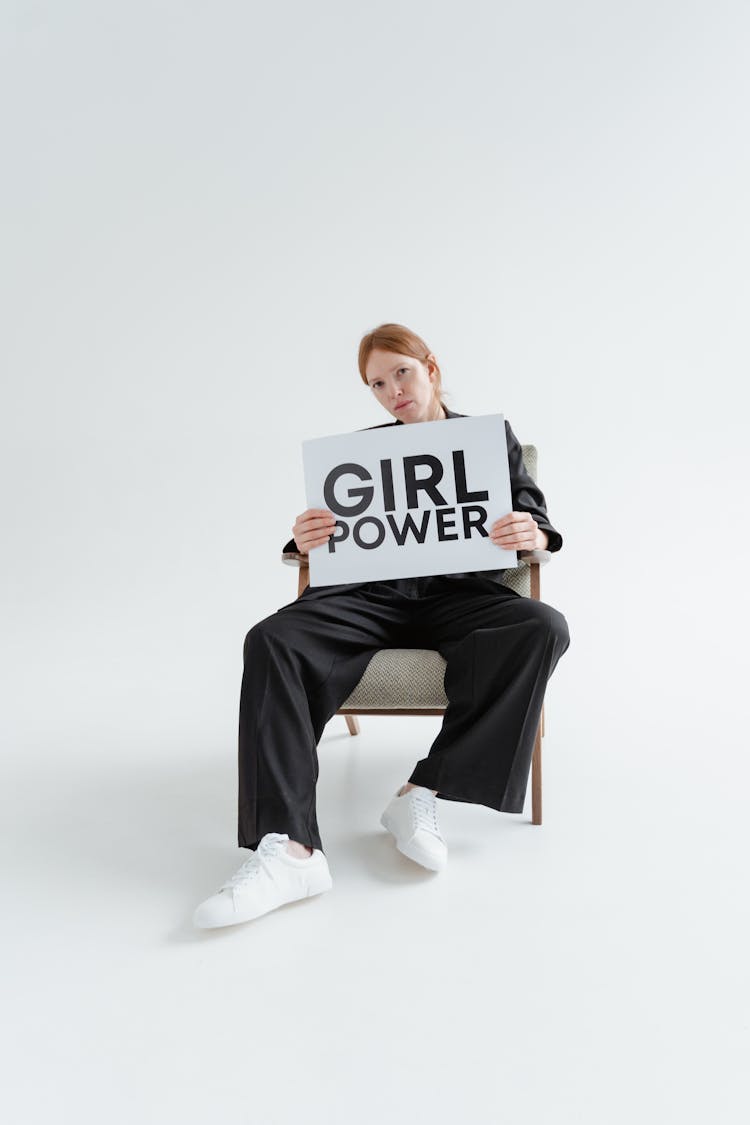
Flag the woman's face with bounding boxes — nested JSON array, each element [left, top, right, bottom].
[[364, 348, 445, 424]]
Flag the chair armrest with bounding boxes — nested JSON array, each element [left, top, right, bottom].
[[516, 549, 552, 566], [283, 549, 552, 569], [281, 551, 309, 567]]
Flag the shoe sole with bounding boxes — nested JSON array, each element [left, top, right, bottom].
[[306, 871, 334, 896], [380, 811, 447, 872], [194, 870, 333, 929]]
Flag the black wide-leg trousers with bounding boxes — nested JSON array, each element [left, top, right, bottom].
[[237, 574, 570, 854]]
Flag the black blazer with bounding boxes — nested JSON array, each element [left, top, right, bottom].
[[281, 404, 563, 591]]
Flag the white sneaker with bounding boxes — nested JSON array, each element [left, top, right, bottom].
[[193, 832, 333, 929], [380, 786, 447, 871]]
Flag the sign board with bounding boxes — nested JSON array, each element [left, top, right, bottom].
[[301, 414, 517, 586]]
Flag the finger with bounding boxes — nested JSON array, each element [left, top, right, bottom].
[[490, 523, 518, 539], [295, 517, 336, 539], [299, 515, 336, 531], [490, 530, 524, 547], [492, 512, 533, 536], [304, 522, 338, 543], [491, 512, 524, 532], [296, 510, 334, 524]]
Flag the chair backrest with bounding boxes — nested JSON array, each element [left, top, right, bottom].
[[499, 443, 537, 598]]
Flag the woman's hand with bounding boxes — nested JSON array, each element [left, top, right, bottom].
[[490, 512, 548, 551], [292, 508, 337, 554]]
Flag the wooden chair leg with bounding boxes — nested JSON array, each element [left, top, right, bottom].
[[344, 715, 360, 736], [531, 717, 542, 825]]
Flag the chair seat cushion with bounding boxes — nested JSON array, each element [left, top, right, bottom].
[[337, 570, 531, 711], [340, 648, 448, 710]]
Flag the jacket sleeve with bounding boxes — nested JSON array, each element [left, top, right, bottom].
[[505, 419, 563, 553]]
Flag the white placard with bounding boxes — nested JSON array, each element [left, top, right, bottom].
[[301, 414, 517, 585]]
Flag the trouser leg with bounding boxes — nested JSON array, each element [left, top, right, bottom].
[[407, 577, 571, 813], [237, 584, 412, 853]]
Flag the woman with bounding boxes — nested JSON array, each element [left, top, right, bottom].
[[193, 323, 570, 929]]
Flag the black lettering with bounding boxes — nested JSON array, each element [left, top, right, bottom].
[[385, 510, 431, 545], [462, 505, 488, 538], [353, 517, 385, 550], [323, 462, 374, 516], [453, 450, 489, 503], [327, 521, 349, 553], [436, 507, 459, 541], [380, 459, 395, 512], [403, 455, 448, 508]]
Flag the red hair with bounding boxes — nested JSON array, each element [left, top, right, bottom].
[[357, 323, 448, 413]]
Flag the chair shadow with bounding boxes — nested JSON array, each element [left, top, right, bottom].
[[19, 722, 528, 943], [22, 735, 492, 941]]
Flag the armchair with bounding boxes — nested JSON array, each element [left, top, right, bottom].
[[282, 444, 553, 825]]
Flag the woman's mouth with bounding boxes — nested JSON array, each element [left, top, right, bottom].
[[395, 400, 413, 411]]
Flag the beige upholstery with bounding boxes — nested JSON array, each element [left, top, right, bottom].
[[341, 647, 450, 709]]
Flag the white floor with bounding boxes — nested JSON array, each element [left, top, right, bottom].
[[3, 696, 747, 1125], [5, 2, 750, 1119]]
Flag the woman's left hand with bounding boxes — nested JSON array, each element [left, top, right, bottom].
[[490, 512, 548, 551]]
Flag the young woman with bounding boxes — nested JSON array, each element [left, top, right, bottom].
[[193, 323, 570, 928]]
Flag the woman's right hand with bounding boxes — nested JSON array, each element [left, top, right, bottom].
[[292, 508, 337, 554]]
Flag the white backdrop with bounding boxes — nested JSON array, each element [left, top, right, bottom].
[[2, 2, 748, 1122], [4, 0, 746, 751]]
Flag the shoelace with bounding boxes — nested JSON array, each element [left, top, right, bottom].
[[220, 833, 289, 891], [408, 791, 442, 838]]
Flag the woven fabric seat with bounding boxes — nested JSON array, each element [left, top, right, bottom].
[[337, 540, 533, 711], [340, 648, 449, 710]]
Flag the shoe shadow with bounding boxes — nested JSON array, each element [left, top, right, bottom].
[[341, 830, 442, 885]]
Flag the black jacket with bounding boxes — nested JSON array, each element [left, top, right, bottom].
[[281, 405, 562, 589]]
